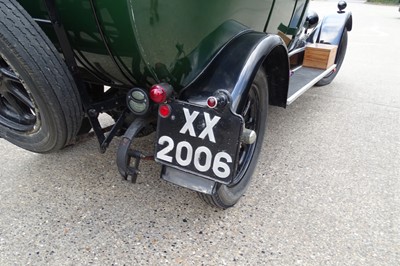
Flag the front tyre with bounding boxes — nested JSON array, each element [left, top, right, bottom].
[[316, 29, 348, 86], [0, 0, 83, 153], [198, 68, 268, 209]]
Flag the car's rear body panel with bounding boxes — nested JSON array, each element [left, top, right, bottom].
[[16, 0, 309, 88]]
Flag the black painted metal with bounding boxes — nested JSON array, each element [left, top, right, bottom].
[[233, 83, 259, 186], [0, 59, 36, 132], [307, 10, 352, 46], [117, 118, 154, 183], [155, 100, 244, 184], [180, 32, 289, 110], [338, 1, 347, 13], [161, 166, 216, 195]]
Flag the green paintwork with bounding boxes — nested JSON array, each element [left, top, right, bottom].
[[16, 0, 309, 88]]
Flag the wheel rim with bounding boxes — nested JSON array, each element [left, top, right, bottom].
[[231, 84, 260, 186], [0, 56, 37, 132]]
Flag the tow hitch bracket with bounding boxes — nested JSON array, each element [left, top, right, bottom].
[[116, 118, 154, 183]]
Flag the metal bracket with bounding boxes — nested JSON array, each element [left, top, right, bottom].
[[86, 96, 127, 153], [117, 118, 154, 183]]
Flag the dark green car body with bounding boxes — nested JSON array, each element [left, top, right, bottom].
[[17, 0, 309, 89]]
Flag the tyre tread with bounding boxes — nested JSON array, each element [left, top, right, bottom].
[[0, 0, 83, 151]]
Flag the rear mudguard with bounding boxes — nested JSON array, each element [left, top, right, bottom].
[[161, 32, 289, 192], [179, 31, 290, 109], [309, 11, 352, 45]]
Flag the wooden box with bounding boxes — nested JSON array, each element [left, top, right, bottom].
[[303, 43, 337, 69]]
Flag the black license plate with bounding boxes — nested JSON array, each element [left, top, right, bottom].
[[155, 101, 244, 184]]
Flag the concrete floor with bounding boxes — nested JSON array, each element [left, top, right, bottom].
[[1, 1, 399, 265]]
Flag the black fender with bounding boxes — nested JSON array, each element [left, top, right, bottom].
[[310, 11, 352, 46], [179, 32, 290, 109]]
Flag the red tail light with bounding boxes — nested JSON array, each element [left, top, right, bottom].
[[150, 85, 167, 103], [207, 96, 218, 109], [159, 104, 171, 118], [206, 93, 228, 109]]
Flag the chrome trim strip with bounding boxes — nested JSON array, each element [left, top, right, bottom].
[[291, 65, 302, 73], [33, 18, 52, 24], [288, 47, 306, 57]]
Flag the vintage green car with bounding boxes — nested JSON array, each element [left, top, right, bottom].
[[0, 0, 352, 208]]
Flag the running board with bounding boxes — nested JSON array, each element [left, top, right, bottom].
[[287, 64, 336, 105]]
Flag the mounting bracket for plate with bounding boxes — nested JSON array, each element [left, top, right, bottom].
[[116, 118, 155, 183]]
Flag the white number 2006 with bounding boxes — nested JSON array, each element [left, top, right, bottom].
[[157, 136, 233, 179]]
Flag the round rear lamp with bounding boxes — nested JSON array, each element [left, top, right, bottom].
[[127, 88, 149, 115], [159, 104, 171, 118], [207, 96, 218, 109], [150, 85, 167, 103]]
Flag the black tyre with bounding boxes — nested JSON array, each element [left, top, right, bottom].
[[0, 0, 83, 153], [198, 68, 268, 209], [316, 29, 348, 86]]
